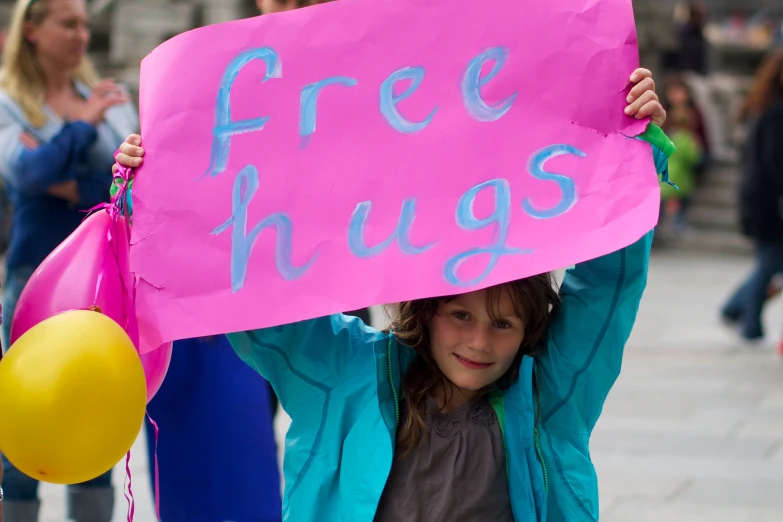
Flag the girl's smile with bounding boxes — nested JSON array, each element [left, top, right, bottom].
[[453, 353, 494, 370]]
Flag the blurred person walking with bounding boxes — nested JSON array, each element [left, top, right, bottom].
[[677, 2, 709, 75], [721, 51, 783, 343]]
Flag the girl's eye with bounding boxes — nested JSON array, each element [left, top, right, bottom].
[[452, 311, 470, 321], [494, 320, 512, 330]]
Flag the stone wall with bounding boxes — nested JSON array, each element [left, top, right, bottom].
[[104, 0, 259, 94], [0, 0, 768, 152], [99, 0, 681, 96], [0, 0, 684, 93], [0, 0, 779, 83], [633, 0, 679, 74], [701, 0, 783, 16]]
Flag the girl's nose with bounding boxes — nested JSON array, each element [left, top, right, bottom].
[[466, 324, 491, 352]]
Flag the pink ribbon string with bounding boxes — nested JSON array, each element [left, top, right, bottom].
[[108, 151, 139, 522], [83, 152, 134, 220], [117, 155, 141, 520], [147, 411, 162, 520], [124, 451, 135, 522], [86, 149, 135, 332], [110, 152, 134, 219]]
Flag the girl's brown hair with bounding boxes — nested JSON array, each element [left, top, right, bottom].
[[739, 50, 783, 122], [389, 273, 560, 455]]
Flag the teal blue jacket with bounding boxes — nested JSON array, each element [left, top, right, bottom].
[[227, 133, 669, 522]]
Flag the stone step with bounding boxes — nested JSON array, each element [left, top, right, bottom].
[[702, 164, 740, 188], [691, 184, 737, 207], [663, 160, 750, 255], [689, 205, 739, 230], [662, 228, 752, 256]]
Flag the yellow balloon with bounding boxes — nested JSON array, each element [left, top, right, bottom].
[[0, 310, 146, 484]]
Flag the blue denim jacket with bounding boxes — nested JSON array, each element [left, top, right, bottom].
[[0, 83, 138, 271]]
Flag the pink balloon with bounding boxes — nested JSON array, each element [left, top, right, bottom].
[[12, 211, 137, 344], [11, 210, 170, 403], [140, 342, 173, 403], [137, 311, 164, 355], [110, 220, 172, 403]]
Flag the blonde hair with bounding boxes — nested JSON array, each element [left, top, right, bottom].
[[0, 0, 99, 127]]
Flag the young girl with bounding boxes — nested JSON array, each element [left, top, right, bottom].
[[115, 69, 669, 522]]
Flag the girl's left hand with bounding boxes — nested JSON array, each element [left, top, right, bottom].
[[113, 134, 144, 174], [625, 68, 666, 127]]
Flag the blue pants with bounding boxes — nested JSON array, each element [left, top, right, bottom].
[[144, 336, 282, 522], [2, 266, 114, 520], [722, 240, 783, 339], [1, 266, 35, 353], [0, 459, 112, 501]]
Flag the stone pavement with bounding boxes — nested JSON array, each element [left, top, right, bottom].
[[595, 251, 783, 522], [33, 251, 783, 521]]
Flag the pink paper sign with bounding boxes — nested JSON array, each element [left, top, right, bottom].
[[131, 0, 659, 348]]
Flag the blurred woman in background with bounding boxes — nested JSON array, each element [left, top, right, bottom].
[[0, 0, 137, 520], [721, 50, 783, 343]]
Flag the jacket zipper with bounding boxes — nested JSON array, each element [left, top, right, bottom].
[[387, 336, 400, 429], [490, 392, 534, 522], [534, 427, 549, 496]]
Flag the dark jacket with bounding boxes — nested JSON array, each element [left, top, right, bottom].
[[678, 23, 708, 75], [739, 103, 783, 240]]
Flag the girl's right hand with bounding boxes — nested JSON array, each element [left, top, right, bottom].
[[113, 134, 144, 174]]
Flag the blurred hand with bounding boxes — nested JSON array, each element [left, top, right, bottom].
[[625, 68, 666, 127], [47, 180, 80, 204], [70, 80, 129, 126], [19, 132, 38, 149]]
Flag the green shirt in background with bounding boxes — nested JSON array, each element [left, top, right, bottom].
[[661, 129, 701, 200]]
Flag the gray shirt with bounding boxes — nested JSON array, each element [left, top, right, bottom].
[[374, 395, 514, 521]]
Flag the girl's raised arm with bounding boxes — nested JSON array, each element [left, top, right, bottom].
[[535, 131, 671, 521], [227, 315, 386, 413]]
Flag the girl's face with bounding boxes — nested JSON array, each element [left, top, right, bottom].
[[257, 0, 302, 13], [25, 0, 90, 72], [429, 288, 525, 406]]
